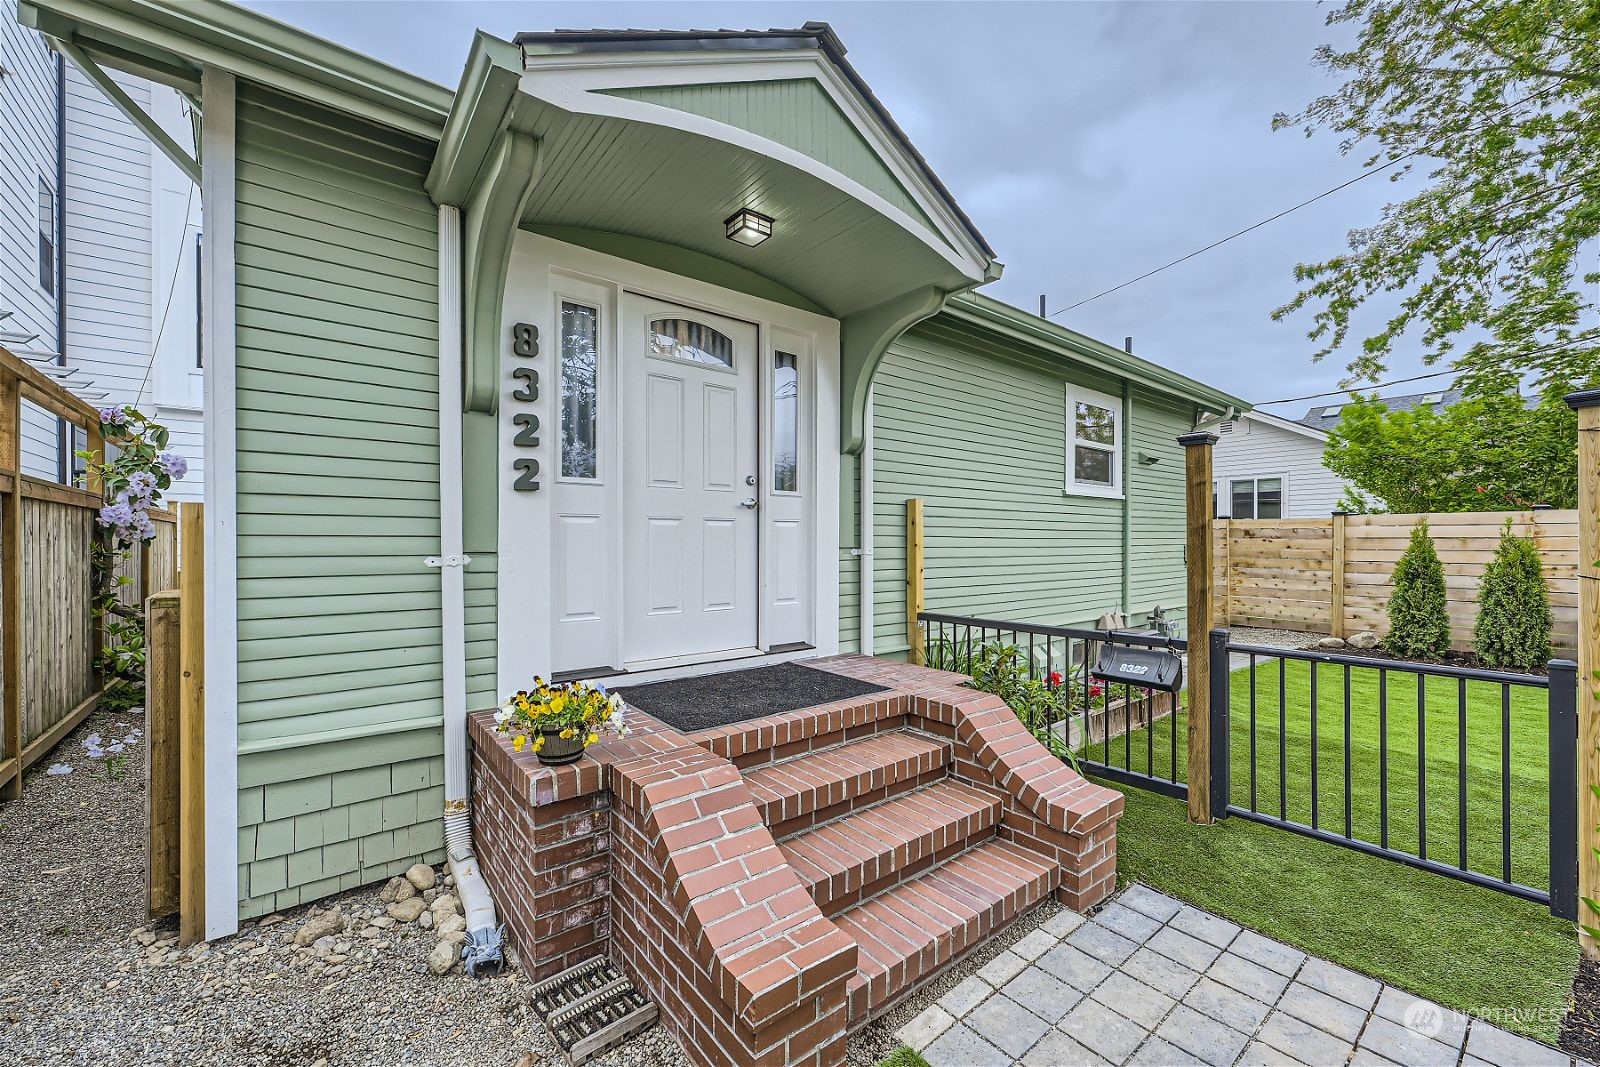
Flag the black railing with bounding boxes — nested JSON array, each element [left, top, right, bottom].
[[917, 611, 1189, 800], [918, 612, 1579, 918]]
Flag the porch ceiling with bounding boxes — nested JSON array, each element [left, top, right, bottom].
[[512, 103, 976, 320]]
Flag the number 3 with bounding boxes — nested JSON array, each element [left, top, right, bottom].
[[511, 366, 539, 402]]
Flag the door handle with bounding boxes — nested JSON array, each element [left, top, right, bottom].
[[738, 498, 758, 510]]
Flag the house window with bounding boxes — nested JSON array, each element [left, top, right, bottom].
[[650, 319, 733, 368], [773, 352, 799, 493], [1066, 385, 1121, 496], [37, 176, 56, 295], [195, 232, 204, 368], [1229, 477, 1284, 519], [559, 301, 599, 479]]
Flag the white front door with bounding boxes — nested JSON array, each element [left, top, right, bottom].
[[620, 295, 760, 667]]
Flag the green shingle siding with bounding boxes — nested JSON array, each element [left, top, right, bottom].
[[233, 85, 445, 919], [846, 319, 1197, 656]]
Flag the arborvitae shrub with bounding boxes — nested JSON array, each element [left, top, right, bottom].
[[1473, 522, 1552, 670], [1386, 519, 1450, 659]]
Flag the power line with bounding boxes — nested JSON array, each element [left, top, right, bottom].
[[1251, 367, 1460, 407], [1047, 151, 1415, 317]]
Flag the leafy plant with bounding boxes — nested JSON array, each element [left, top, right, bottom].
[[930, 640, 1108, 770], [1473, 521, 1553, 670], [79, 405, 187, 686], [1387, 519, 1451, 659], [106, 755, 130, 781]]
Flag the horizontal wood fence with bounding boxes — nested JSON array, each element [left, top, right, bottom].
[[1213, 510, 1578, 653], [0, 344, 175, 799]]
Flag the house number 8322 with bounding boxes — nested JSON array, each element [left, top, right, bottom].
[[510, 322, 540, 492]]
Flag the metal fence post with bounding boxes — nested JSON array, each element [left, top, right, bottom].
[[1209, 629, 1231, 820], [1550, 658, 1580, 921]]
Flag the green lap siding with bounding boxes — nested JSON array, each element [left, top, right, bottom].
[[856, 317, 1198, 657], [233, 85, 444, 918]]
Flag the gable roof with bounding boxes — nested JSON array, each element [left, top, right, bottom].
[[512, 24, 995, 262], [1297, 387, 1464, 432]]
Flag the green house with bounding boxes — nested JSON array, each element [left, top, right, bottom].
[[21, 0, 1244, 937]]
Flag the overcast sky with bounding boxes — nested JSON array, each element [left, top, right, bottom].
[[246, 0, 1435, 413]]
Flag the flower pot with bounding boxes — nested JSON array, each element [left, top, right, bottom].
[[537, 727, 585, 766]]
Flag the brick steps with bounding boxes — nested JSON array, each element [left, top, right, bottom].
[[778, 779, 1002, 915], [743, 730, 950, 836], [833, 838, 1061, 1023]]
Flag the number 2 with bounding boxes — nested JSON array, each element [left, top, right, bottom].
[[513, 412, 540, 447], [513, 458, 540, 492]]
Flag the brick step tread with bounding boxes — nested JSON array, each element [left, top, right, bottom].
[[743, 731, 950, 826], [779, 780, 1002, 910], [834, 839, 1060, 1023]]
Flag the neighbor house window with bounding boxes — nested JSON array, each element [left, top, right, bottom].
[[1230, 476, 1284, 519], [773, 352, 799, 493], [1066, 385, 1121, 495], [560, 301, 599, 479], [37, 175, 56, 295]]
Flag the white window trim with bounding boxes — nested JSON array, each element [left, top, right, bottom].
[[36, 170, 57, 298], [1227, 473, 1290, 520], [1065, 383, 1123, 499]]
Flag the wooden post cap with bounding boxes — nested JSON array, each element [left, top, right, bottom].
[[1177, 431, 1219, 448], [1566, 388, 1600, 410]]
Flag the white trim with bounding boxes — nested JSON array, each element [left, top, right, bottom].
[[1065, 382, 1124, 499], [516, 56, 985, 283], [34, 169, 56, 299], [859, 392, 873, 655], [1223, 472, 1290, 520], [437, 205, 468, 809], [199, 64, 239, 941], [1238, 409, 1329, 443]]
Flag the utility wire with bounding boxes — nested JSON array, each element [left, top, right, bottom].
[[1251, 367, 1460, 407]]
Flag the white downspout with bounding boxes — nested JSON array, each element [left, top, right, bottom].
[[435, 203, 503, 976], [859, 392, 874, 654]]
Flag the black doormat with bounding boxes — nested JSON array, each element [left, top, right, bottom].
[[613, 662, 887, 733]]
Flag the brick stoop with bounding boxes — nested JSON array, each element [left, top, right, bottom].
[[469, 653, 1123, 1066]]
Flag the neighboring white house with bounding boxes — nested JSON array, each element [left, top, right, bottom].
[[1205, 389, 1462, 518], [0, 0, 203, 499]]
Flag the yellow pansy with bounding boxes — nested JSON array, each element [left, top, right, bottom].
[[585, 733, 599, 746], [511, 734, 526, 752]]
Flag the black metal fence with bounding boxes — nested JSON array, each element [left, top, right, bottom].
[[918, 613, 1580, 919]]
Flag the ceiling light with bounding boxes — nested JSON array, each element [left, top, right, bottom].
[[723, 208, 773, 247]]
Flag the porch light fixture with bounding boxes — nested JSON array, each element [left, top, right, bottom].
[[724, 208, 773, 247]]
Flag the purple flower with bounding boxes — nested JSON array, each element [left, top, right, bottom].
[[97, 405, 127, 425], [131, 512, 156, 541], [97, 501, 134, 528], [129, 471, 157, 493], [156, 451, 188, 480]]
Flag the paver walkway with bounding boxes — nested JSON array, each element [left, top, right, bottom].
[[900, 884, 1573, 1067]]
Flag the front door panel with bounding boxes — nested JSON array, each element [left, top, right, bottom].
[[622, 296, 759, 665]]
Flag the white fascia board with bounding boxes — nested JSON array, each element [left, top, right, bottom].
[[1242, 409, 1330, 443]]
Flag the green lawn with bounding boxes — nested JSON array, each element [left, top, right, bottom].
[[1081, 658, 1553, 890], [1104, 781, 1576, 1044]]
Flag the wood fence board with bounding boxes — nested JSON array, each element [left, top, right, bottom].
[[1215, 509, 1579, 652], [21, 499, 95, 745], [146, 592, 181, 918]]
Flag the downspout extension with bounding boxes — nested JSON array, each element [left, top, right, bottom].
[[436, 203, 504, 978]]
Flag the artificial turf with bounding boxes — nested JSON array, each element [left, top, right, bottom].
[[874, 1047, 930, 1067]]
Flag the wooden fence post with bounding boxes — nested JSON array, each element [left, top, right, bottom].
[[0, 371, 18, 801], [906, 498, 925, 666], [146, 591, 182, 919], [1567, 389, 1600, 957], [1331, 511, 1349, 639], [178, 502, 206, 945], [1179, 432, 1218, 824]]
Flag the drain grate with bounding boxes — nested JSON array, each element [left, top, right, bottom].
[[527, 957, 657, 1065]]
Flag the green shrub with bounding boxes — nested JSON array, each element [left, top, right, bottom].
[[1386, 519, 1450, 658], [1473, 522, 1552, 670]]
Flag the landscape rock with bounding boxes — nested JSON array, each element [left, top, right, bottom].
[[427, 939, 461, 976], [378, 877, 404, 904], [1314, 636, 1346, 649], [405, 863, 437, 891], [430, 894, 459, 922], [418, 911, 434, 930], [436, 913, 466, 936], [386, 897, 426, 923], [1348, 630, 1381, 650], [293, 910, 345, 947]]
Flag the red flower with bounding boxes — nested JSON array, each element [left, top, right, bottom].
[[1048, 671, 1063, 687], [1089, 682, 1105, 698]]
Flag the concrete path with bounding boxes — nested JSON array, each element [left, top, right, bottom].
[[900, 884, 1574, 1067]]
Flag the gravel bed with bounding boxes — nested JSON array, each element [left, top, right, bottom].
[[0, 701, 686, 1067], [1227, 626, 1320, 650]]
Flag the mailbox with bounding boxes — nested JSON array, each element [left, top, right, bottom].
[[1091, 643, 1184, 693]]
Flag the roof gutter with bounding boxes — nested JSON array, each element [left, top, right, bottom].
[[941, 292, 1250, 414]]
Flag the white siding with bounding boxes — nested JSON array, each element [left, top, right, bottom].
[[62, 61, 204, 501], [0, 1, 63, 479], [1210, 415, 1350, 518]]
